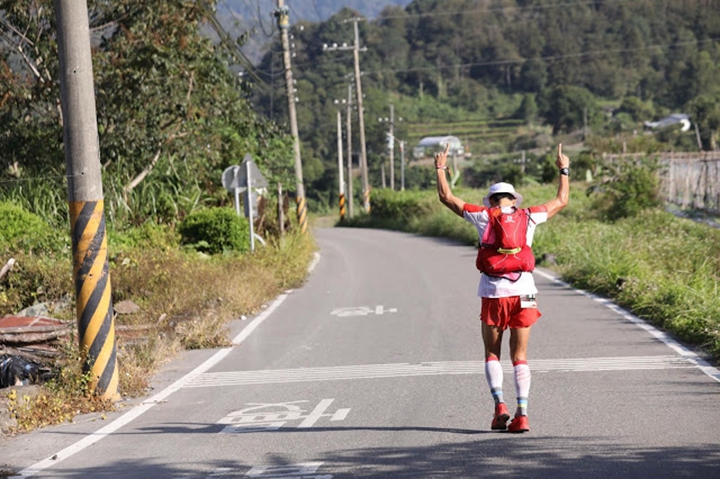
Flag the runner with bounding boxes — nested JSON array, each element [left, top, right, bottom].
[[434, 143, 570, 432]]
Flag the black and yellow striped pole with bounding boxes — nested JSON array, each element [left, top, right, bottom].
[[70, 201, 118, 397], [296, 195, 307, 234], [336, 110, 346, 222], [55, 0, 118, 399]]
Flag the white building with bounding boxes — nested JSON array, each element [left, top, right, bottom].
[[413, 136, 464, 159]]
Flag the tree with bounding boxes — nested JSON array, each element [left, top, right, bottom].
[[539, 85, 599, 135], [0, 0, 294, 225]]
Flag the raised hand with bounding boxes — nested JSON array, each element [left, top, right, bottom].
[[434, 142, 450, 168], [555, 143, 569, 169]]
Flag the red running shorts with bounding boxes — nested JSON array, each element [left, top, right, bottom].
[[481, 296, 542, 330]]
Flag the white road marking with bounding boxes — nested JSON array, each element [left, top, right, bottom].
[[185, 355, 695, 388], [246, 462, 325, 477], [331, 305, 398, 317], [216, 398, 350, 433], [534, 268, 720, 383], [297, 398, 334, 428]]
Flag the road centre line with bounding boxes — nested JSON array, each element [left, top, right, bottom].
[[533, 268, 720, 383], [184, 355, 695, 388]]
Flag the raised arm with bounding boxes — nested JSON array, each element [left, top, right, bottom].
[[435, 143, 466, 217], [542, 143, 570, 219]]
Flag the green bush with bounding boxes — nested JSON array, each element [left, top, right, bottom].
[[588, 157, 661, 221], [368, 189, 438, 226], [109, 222, 181, 251], [177, 208, 250, 254], [0, 202, 69, 254]]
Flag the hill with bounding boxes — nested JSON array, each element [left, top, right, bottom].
[[214, 0, 413, 62]]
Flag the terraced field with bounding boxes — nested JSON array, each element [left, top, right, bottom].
[[403, 118, 525, 158]]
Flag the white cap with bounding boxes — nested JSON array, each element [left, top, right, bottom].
[[482, 182, 523, 207]]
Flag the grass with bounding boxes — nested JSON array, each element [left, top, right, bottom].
[[345, 183, 720, 360]]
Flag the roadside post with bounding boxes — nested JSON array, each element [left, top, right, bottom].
[[55, 0, 118, 399], [222, 154, 268, 252]]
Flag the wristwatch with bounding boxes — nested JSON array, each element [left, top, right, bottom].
[[559, 167, 569, 176]]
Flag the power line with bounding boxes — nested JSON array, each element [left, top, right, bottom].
[[374, 0, 630, 21], [287, 1, 305, 25], [309, 0, 324, 23], [197, 0, 270, 89], [364, 38, 720, 76]]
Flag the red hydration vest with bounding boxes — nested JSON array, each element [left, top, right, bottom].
[[476, 207, 536, 279]]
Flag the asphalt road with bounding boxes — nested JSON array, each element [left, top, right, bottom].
[[2, 226, 720, 478]]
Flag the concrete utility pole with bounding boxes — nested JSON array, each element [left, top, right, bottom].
[[336, 110, 345, 221], [400, 140, 406, 191], [325, 20, 369, 212], [351, 19, 370, 212], [379, 104, 400, 190], [346, 83, 354, 218], [334, 84, 356, 218], [275, 0, 306, 233], [54, 0, 118, 399], [388, 104, 395, 190]]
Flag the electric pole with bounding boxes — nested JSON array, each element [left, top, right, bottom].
[[275, 0, 306, 233], [379, 104, 401, 190], [346, 83, 354, 218], [54, 0, 118, 399], [324, 19, 369, 213], [400, 140, 405, 191], [351, 19, 370, 212], [336, 110, 345, 221], [389, 104, 394, 190]]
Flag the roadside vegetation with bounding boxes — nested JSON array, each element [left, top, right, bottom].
[[1, 199, 315, 433], [345, 161, 720, 361]]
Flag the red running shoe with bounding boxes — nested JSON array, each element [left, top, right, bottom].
[[491, 403, 511, 430], [507, 414, 530, 433]]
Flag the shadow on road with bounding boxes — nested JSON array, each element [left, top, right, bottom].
[[26, 427, 720, 478]]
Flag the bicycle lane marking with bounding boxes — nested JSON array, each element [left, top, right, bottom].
[[12, 253, 321, 478]]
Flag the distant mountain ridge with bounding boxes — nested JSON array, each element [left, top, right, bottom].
[[215, 0, 412, 63], [220, 0, 412, 25]]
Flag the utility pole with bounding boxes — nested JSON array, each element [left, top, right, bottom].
[[346, 84, 354, 218], [379, 104, 401, 190], [54, 0, 118, 399], [336, 110, 345, 221], [400, 140, 405, 191], [324, 19, 369, 212], [388, 104, 395, 190], [275, 0, 306, 233], [351, 19, 370, 212], [334, 84, 356, 218]]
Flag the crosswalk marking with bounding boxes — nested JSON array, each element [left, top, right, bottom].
[[184, 355, 694, 388]]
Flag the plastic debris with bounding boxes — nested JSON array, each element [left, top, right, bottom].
[[0, 354, 41, 388]]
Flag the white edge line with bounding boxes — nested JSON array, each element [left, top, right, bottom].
[[307, 251, 321, 274], [12, 347, 233, 478], [534, 268, 720, 383], [13, 254, 319, 478]]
